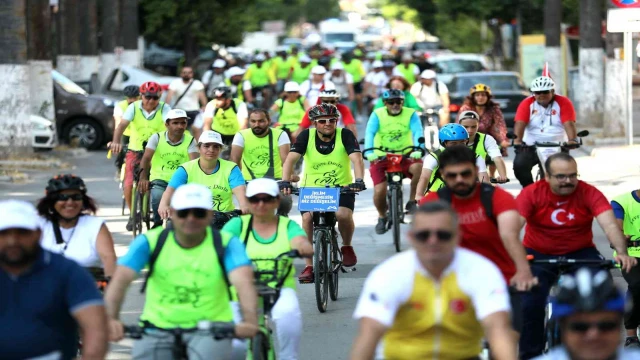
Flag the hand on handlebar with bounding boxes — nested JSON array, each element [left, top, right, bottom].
[[348, 179, 366, 192], [235, 322, 259, 339], [365, 153, 379, 162], [110, 142, 123, 154], [614, 253, 637, 273], [108, 318, 125, 342], [409, 151, 423, 160], [158, 203, 171, 220], [509, 269, 539, 292], [279, 180, 293, 196]]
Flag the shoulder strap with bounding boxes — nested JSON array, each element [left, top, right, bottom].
[[471, 133, 480, 153], [436, 186, 453, 204], [51, 218, 65, 245], [212, 226, 233, 299], [435, 80, 440, 95], [231, 99, 237, 113], [297, 97, 304, 110], [479, 183, 496, 224], [263, 129, 275, 179], [140, 229, 171, 293], [242, 215, 253, 247], [173, 80, 195, 107]]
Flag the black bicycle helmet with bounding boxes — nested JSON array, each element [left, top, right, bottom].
[[308, 103, 339, 121], [46, 174, 87, 195], [212, 86, 233, 99], [550, 267, 627, 319], [382, 89, 405, 102], [123, 85, 140, 98]]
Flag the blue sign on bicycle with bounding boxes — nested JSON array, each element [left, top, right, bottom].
[[297, 187, 340, 212]]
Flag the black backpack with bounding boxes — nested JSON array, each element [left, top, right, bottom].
[[436, 183, 496, 224]]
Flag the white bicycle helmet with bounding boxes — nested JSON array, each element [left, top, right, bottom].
[[530, 76, 555, 92], [319, 83, 340, 98]]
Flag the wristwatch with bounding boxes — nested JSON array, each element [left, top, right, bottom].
[[355, 178, 364, 182]]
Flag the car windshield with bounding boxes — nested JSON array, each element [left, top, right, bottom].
[[454, 75, 526, 93], [433, 60, 485, 74], [325, 33, 355, 43], [52, 70, 87, 95], [414, 42, 439, 50]]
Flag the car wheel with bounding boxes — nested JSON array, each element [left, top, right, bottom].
[[64, 118, 104, 150]]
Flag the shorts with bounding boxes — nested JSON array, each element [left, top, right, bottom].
[[353, 81, 363, 94], [124, 151, 143, 187], [510, 289, 523, 333], [185, 110, 200, 127], [300, 193, 356, 215], [369, 158, 422, 186]]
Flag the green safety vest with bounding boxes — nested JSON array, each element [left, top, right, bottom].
[[301, 128, 353, 187], [128, 100, 166, 151], [343, 59, 364, 83], [150, 132, 193, 182], [118, 100, 131, 136], [372, 107, 415, 158], [291, 64, 312, 84], [275, 97, 306, 130], [613, 192, 640, 258], [468, 133, 488, 161], [274, 57, 291, 80], [427, 149, 446, 194], [224, 78, 244, 102], [238, 128, 283, 180], [247, 63, 270, 88], [139, 226, 234, 328], [287, 55, 299, 69], [395, 63, 418, 84], [180, 158, 237, 211], [209, 98, 242, 136]]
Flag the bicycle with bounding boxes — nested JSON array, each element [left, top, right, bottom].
[[107, 148, 127, 216], [165, 209, 243, 230], [420, 106, 442, 152], [123, 321, 236, 360], [361, 145, 426, 252], [275, 123, 303, 175], [78, 267, 109, 355], [248, 249, 305, 360], [291, 186, 360, 313], [131, 161, 152, 237]]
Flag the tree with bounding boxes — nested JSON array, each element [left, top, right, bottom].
[[301, 0, 340, 25], [26, 0, 56, 121]]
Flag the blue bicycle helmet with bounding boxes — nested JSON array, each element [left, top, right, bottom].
[[439, 123, 469, 146], [382, 89, 405, 101]]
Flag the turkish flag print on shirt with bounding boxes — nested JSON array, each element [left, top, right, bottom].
[[516, 180, 612, 255]]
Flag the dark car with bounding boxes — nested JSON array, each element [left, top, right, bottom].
[[53, 70, 118, 149], [447, 71, 529, 128]]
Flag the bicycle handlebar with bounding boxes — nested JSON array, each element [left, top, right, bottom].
[[490, 178, 510, 184], [289, 186, 361, 196], [527, 255, 617, 269], [123, 321, 236, 340], [361, 145, 426, 159]]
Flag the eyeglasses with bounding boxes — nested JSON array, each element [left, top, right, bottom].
[[144, 95, 160, 100], [316, 119, 338, 124], [411, 229, 454, 242], [56, 193, 83, 202], [534, 90, 551, 95], [566, 320, 619, 333], [443, 169, 474, 180], [386, 100, 403, 105], [248, 196, 277, 204], [549, 173, 579, 181], [175, 208, 208, 219]]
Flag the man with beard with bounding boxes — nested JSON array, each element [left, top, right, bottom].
[[515, 152, 637, 359], [0, 200, 108, 359], [419, 145, 537, 346], [230, 109, 293, 215], [166, 66, 208, 130]]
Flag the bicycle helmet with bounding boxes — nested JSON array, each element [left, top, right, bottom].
[[530, 76, 555, 92], [439, 123, 469, 146], [319, 89, 340, 98], [469, 83, 491, 96], [212, 86, 232, 99], [139, 81, 161, 96], [309, 103, 339, 121], [550, 268, 627, 319], [46, 174, 87, 195], [382, 89, 405, 101], [458, 110, 480, 121], [123, 85, 140, 98]]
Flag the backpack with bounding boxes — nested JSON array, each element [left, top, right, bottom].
[[140, 225, 232, 298], [277, 97, 304, 111], [213, 99, 238, 117], [436, 183, 496, 224]]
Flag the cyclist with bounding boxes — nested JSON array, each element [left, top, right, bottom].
[[37, 174, 117, 277], [364, 89, 424, 234], [611, 188, 640, 348], [457, 110, 509, 182], [230, 108, 293, 216], [415, 123, 489, 199], [244, 53, 274, 106], [392, 53, 419, 84], [325, 62, 355, 107], [270, 81, 309, 137], [158, 131, 250, 219], [350, 201, 516, 360], [289, 54, 313, 84], [225, 66, 249, 102], [110, 81, 172, 231], [516, 152, 637, 359], [138, 109, 199, 228], [202, 58, 227, 98], [533, 267, 640, 360], [271, 48, 292, 94], [299, 65, 335, 108], [363, 60, 384, 107], [293, 86, 358, 139], [165, 66, 208, 129], [513, 76, 578, 187], [105, 184, 259, 358], [342, 52, 367, 116], [410, 69, 450, 127], [280, 103, 365, 281], [202, 86, 249, 154], [112, 85, 139, 179], [372, 76, 422, 111], [222, 178, 313, 360]]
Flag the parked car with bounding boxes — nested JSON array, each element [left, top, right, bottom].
[[447, 71, 529, 128], [53, 70, 118, 150], [31, 114, 58, 150], [429, 54, 492, 85], [100, 65, 179, 98]]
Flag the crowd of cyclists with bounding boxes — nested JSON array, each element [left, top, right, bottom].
[[3, 45, 640, 360]]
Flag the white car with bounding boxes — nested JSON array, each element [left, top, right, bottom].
[[428, 54, 492, 85], [102, 64, 180, 99], [31, 114, 58, 150]]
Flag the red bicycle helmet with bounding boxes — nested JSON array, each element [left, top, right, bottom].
[[140, 81, 161, 95]]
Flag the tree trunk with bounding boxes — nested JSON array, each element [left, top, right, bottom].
[[544, 0, 563, 94], [26, 0, 55, 121], [120, 0, 140, 67], [183, 34, 198, 69], [0, 0, 32, 156], [578, 0, 604, 128], [99, 0, 120, 84]]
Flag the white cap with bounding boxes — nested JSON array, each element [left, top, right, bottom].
[[284, 81, 300, 92], [227, 66, 245, 77], [0, 200, 40, 232], [198, 130, 224, 145], [402, 53, 413, 61], [299, 54, 311, 63], [246, 178, 280, 198], [254, 54, 266, 62], [171, 184, 213, 211], [213, 59, 226, 68], [311, 65, 327, 75], [167, 109, 188, 121], [372, 60, 383, 68], [330, 62, 344, 71], [420, 69, 437, 79]]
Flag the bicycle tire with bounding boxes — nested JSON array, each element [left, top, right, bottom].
[[143, 192, 151, 230], [313, 229, 329, 313], [329, 234, 339, 301], [390, 187, 401, 252], [250, 332, 269, 360], [132, 189, 143, 237]]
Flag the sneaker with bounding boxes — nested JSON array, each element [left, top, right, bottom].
[[375, 217, 388, 234], [341, 246, 357, 267], [126, 217, 134, 231], [626, 336, 640, 348], [298, 266, 314, 283], [405, 200, 417, 214]]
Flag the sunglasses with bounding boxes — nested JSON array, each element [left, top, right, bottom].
[[412, 229, 454, 242], [322, 99, 337, 104], [533, 90, 551, 95], [386, 100, 403, 105], [56, 193, 83, 202], [316, 119, 337, 125], [443, 169, 474, 180], [175, 208, 208, 219], [248, 196, 277, 204], [144, 95, 160, 100], [286, 91, 298, 95], [566, 320, 618, 333]]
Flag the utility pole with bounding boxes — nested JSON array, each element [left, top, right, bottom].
[[100, 0, 121, 84], [120, 0, 140, 67], [544, 0, 563, 94], [27, 0, 55, 121], [0, 0, 32, 155], [578, 0, 604, 128]]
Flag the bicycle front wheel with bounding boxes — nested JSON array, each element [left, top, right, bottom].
[[390, 187, 401, 252], [313, 229, 329, 313], [132, 189, 143, 237], [143, 192, 151, 230], [329, 234, 339, 301], [250, 332, 269, 360]]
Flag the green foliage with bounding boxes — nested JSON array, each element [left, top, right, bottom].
[[434, 13, 493, 53], [302, 0, 341, 25], [380, 3, 420, 26]]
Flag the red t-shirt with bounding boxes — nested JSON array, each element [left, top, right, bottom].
[[516, 180, 612, 255], [299, 103, 356, 129], [419, 185, 517, 282]]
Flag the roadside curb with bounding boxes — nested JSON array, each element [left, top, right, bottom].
[[0, 159, 65, 168], [589, 145, 640, 159]]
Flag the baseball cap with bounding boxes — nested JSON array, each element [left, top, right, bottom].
[[171, 184, 213, 211], [299, 54, 311, 63], [284, 81, 300, 92], [330, 62, 344, 71], [254, 54, 266, 62], [459, 110, 480, 121], [227, 66, 245, 77], [198, 130, 224, 145], [421, 70, 437, 79], [383, 60, 395, 67], [213, 59, 226, 68], [246, 178, 280, 198], [402, 53, 413, 61], [311, 65, 327, 75], [0, 200, 40, 232], [372, 60, 383, 68], [167, 109, 188, 121]]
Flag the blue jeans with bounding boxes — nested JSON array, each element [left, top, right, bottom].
[[150, 180, 168, 226], [519, 246, 604, 359]]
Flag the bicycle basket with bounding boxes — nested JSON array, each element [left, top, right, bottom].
[[250, 257, 293, 288]]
